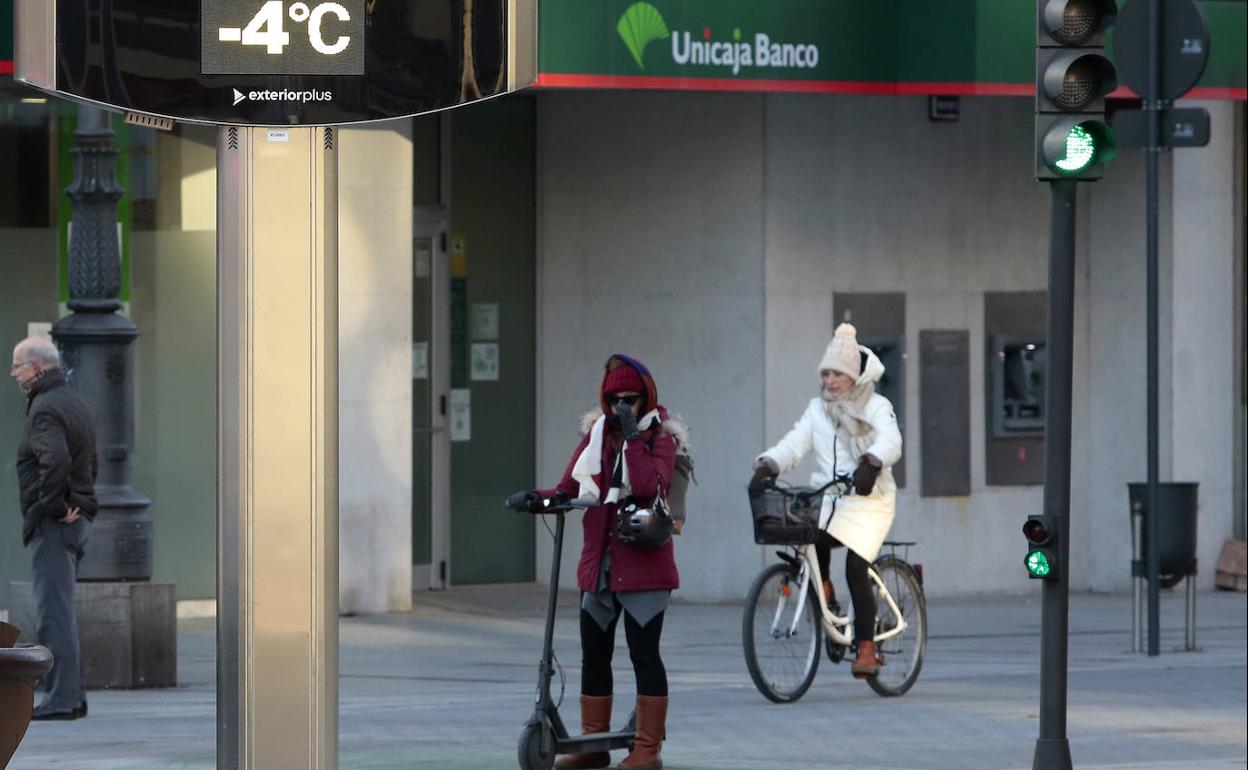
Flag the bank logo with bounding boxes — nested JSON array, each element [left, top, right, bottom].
[[617, 2, 668, 70], [616, 2, 820, 76]]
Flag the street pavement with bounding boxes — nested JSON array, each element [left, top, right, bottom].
[[9, 585, 1246, 770]]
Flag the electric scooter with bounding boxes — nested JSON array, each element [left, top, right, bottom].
[[514, 495, 636, 770]]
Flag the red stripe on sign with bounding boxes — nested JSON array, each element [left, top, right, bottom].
[[1110, 85, 1247, 101], [0, 61, 14, 75], [537, 73, 1245, 101]]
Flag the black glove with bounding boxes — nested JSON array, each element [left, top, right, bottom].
[[505, 490, 542, 512], [614, 401, 640, 440], [852, 454, 882, 496]]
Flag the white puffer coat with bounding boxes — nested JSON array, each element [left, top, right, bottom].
[[758, 347, 902, 562]]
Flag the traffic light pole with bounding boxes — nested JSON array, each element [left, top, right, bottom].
[[1144, 0, 1163, 660], [1033, 179, 1076, 770]]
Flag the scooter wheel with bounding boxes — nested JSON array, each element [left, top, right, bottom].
[[518, 722, 556, 770]]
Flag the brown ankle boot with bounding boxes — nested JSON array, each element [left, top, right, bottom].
[[618, 695, 667, 770], [554, 695, 612, 770], [852, 640, 883, 679]]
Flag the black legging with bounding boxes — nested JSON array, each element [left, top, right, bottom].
[[579, 604, 667, 697], [815, 531, 876, 646]]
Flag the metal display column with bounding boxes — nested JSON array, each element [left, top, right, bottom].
[[217, 126, 339, 770]]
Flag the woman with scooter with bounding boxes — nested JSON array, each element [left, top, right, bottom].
[[508, 354, 684, 770]]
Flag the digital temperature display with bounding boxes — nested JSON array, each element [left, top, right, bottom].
[[15, 0, 528, 126], [203, 0, 365, 75]]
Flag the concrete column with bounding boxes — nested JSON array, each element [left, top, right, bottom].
[[338, 122, 414, 613], [1170, 100, 1238, 587]]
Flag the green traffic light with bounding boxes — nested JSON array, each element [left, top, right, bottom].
[[1055, 124, 1097, 173], [1026, 550, 1053, 577]]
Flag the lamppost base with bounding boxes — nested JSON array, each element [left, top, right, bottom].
[[7, 581, 176, 689], [1032, 737, 1073, 770]]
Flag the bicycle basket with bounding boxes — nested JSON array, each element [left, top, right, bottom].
[[749, 486, 820, 545]]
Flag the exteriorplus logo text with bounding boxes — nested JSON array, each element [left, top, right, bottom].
[[231, 88, 333, 106], [616, 2, 820, 75]]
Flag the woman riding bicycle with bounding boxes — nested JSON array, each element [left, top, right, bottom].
[[752, 322, 902, 680], [508, 354, 685, 770]]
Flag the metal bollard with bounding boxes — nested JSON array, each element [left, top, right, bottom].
[[1185, 574, 1196, 651], [1131, 501, 1144, 654]]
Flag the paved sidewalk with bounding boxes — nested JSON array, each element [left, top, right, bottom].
[[9, 586, 1246, 770]]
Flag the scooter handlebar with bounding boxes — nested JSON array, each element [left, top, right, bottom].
[[540, 496, 599, 512]]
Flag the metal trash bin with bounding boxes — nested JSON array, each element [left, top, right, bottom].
[[1128, 482, 1199, 652], [1128, 482, 1199, 583]]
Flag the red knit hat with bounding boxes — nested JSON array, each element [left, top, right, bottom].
[[602, 364, 645, 396]]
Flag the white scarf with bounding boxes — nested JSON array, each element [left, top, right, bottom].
[[571, 410, 661, 502]]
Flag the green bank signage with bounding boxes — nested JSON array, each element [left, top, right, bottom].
[[537, 0, 1247, 98]]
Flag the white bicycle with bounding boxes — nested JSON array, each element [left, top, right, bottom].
[[742, 475, 927, 702]]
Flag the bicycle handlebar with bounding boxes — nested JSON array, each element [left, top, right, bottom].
[[755, 473, 854, 497]]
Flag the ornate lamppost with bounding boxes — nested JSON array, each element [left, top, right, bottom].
[[51, 105, 152, 582]]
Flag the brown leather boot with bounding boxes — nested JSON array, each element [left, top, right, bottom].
[[852, 639, 883, 679], [618, 695, 667, 770], [554, 695, 612, 770]]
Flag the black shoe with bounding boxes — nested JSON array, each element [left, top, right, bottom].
[[74, 699, 88, 718], [31, 706, 78, 721]]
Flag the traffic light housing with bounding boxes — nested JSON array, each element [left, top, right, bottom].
[[1023, 515, 1059, 579], [1035, 0, 1119, 180]]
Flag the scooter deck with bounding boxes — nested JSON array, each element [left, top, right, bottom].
[[557, 729, 634, 754]]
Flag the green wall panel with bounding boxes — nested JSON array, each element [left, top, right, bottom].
[[130, 228, 218, 601], [0, 230, 59, 610], [449, 97, 537, 586]]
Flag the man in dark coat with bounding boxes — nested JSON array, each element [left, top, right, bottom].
[[10, 335, 97, 720]]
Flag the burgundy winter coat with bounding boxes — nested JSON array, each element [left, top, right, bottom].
[[539, 413, 679, 593]]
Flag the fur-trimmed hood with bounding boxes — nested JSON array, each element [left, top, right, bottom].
[[579, 406, 690, 450]]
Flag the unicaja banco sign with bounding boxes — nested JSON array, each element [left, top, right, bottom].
[[536, 0, 1245, 97], [617, 2, 818, 75]]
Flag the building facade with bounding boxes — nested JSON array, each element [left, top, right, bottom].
[[1, 1, 1245, 611]]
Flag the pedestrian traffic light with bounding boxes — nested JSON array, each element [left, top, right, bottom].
[[1023, 515, 1059, 579], [1035, 0, 1119, 180]]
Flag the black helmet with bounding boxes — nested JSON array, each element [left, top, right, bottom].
[[617, 499, 674, 550]]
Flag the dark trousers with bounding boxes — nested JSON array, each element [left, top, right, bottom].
[[579, 606, 667, 698], [30, 516, 89, 711], [814, 531, 876, 646]]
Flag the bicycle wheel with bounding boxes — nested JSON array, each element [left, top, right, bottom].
[[867, 557, 926, 697], [742, 562, 822, 703]]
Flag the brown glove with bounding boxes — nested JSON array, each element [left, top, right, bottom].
[[852, 454, 882, 496], [750, 456, 779, 487]]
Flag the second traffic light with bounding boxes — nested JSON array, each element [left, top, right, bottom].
[[1023, 515, 1060, 580], [1035, 0, 1119, 180]]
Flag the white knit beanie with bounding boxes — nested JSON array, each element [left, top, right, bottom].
[[818, 323, 861, 378]]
